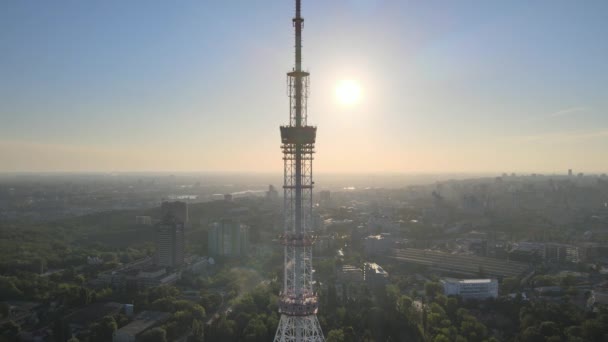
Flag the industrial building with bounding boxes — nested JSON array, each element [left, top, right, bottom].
[[441, 278, 499, 300], [390, 248, 530, 278]]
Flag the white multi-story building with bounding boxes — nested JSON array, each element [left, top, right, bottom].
[[441, 278, 498, 300]]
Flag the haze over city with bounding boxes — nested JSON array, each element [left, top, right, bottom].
[[2, 0, 607, 173], [3, 1, 608, 342]]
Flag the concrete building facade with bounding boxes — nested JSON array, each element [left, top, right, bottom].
[[441, 278, 498, 300], [208, 218, 249, 258]]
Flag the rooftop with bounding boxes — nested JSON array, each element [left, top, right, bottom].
[[114, 311, 170, 337], [460, 279, 493, 284], [365, 262, 388, 276], [66, 302, 124, 326]]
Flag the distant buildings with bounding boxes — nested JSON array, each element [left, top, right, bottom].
[[363, 262, 389, 287], [579, 242, 608, 263], [66, 302, 124, 337], [364, 233, 394, 256], [367, 214, 400, 234], [156, 201, 187, 268], [509, 242, 580, 263], [132, 266, 179, 289], [93, 201, 188, 291], [160, 201, 188, 225], [335, 265, 361, 283], [135, 216, 152, 225], [545, 243, 580, 263], [113, 311, 171, 342], [336, 264, 364, 301], [334, 263, 389, 297], [208, 218, 249, 258], [391, 248, 530, 278], [266, 185, 279, 201], [591, 282, 608, 306], [313, 235, 335, 255], [319, 190, 331, 206], [441, 278, 498, 300], [93, 257, 180, 291], [508, 242, 545, 263]]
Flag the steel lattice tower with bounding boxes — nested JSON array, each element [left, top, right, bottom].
[[274, 0, 324, 341]]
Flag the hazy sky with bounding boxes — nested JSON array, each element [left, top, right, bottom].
[[1, 0, 607, 173]]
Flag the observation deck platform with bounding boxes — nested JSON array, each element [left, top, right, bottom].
[[279, 233, 317, 247], [280, 126, 316, 145], [278, 293, 319, 316]]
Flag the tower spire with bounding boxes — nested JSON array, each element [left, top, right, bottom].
[[274, 0, 325, 341]]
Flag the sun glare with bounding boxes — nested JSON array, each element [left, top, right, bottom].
[[335, 80, 361, 106]]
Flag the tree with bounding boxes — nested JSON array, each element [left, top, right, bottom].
[[0, 277, 23, 300], [326, 329, 345, 342], [538, 321, 559, 337], [520, 326, 543, 342], [425, 282, 442, 299], [90, 315, 117, 342], [188, 319, 204, 342], [139, 327, 167, 342], [385, 284, 400, 305], [53, 318, 67, 342], [446, 297, 458, 319], [1, 320, 20, 340], [433, 334, 450, 342], [501, 277, 519, 294], [582, 319, 606, 342], [242, 316, 268, 342], [343, 326, 356, 342], [0, 302, 9, 318], [207, 316, 236, 341]]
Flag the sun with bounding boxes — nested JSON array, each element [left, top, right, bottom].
[[335, 80, 361, 106]]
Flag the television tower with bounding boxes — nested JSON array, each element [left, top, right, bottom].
[[274, 0, 324, 341]]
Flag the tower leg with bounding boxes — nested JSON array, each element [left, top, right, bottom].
[[274, 314, 324, 342]]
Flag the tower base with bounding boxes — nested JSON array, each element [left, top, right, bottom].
[[274, 314, 324, 342]]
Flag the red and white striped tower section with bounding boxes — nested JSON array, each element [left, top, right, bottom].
[[274, 0, 324, 341]]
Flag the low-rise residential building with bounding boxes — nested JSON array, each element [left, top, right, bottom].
[[130, 266, 179, 289]]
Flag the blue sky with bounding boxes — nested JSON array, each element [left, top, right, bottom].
[[1, 0, 607, 173]]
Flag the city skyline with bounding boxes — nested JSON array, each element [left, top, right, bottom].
[[2, 0, 608, 173]]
